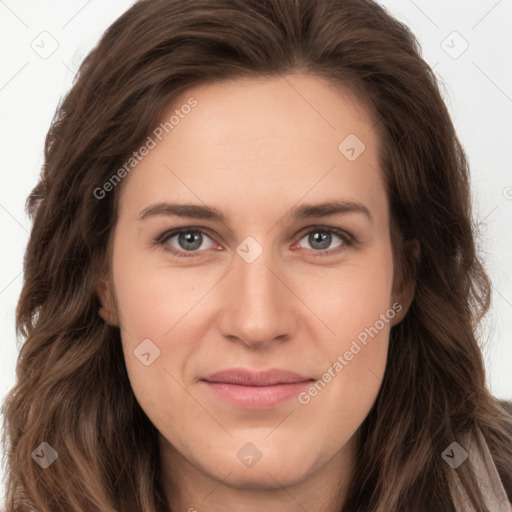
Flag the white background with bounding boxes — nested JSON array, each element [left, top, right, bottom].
[[0, 0, 511, 494]]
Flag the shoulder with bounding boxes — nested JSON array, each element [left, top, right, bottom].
[[454, 425, 512, 511], [495, 399, 512, 506]]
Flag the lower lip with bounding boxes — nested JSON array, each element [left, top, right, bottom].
[[201, 380, 313, 409]]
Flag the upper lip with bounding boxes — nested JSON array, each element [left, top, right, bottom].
[[202, 368, 313, 386]]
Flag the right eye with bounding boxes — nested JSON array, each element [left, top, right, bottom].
[[156, 228, 218, 258]]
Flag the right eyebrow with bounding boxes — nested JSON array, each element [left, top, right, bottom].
[[138, 202, 228, 223]]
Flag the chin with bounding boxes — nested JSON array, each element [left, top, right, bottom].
[[202, 445, 314, 488], [217, 461, 311, 490]]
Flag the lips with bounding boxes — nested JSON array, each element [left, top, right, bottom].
[[202, 368, 312, 386], [200, 368, 314, 409]]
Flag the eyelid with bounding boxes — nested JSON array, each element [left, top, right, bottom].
[[292, 225, 354, 256], [295, 224, 354, 243], [155, 227, 218, 256]]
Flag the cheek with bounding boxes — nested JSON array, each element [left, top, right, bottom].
[[299, 304, 392, 442], [300, 238, 394, 345], [297, 240, 394, 402], [111, 234, 207, 343]]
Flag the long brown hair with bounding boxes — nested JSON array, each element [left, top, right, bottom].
[[2, 0, 511, 510]]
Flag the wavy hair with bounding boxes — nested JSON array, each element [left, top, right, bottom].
[[2, 0, 512, 510]]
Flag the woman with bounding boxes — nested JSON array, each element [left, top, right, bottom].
[[2, 0, 511, 510]]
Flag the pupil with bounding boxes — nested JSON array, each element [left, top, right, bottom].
[[179, 231, 201, 250], [311, 231, 330, 250]]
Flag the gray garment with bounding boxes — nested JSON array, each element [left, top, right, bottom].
[[451, 425, 511, 512]]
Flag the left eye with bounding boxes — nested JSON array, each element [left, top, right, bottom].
[[296, 228, 348, 253], [157, 227, 351, 258]]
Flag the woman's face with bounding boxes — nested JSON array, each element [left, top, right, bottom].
[[99, 74, 412, 505]]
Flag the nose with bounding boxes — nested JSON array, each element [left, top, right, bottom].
[[217, 248, 297, 350]]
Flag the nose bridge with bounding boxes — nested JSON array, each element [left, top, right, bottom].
[[220, 241, 292, 347]]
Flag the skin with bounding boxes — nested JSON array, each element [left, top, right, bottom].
[[98, 73, 415, 512]]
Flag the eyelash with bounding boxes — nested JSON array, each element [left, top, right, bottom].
[[154, 226, 355, 259]]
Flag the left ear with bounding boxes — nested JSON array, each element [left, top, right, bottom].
[[389, 239, 420, 326]]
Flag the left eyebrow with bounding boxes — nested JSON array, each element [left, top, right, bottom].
[[137, 199, 373, 225], [285, 200, 373, 225]]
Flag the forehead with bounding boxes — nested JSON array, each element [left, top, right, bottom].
[[166, 73, 378, 161], [117, 73, 386, 225]]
